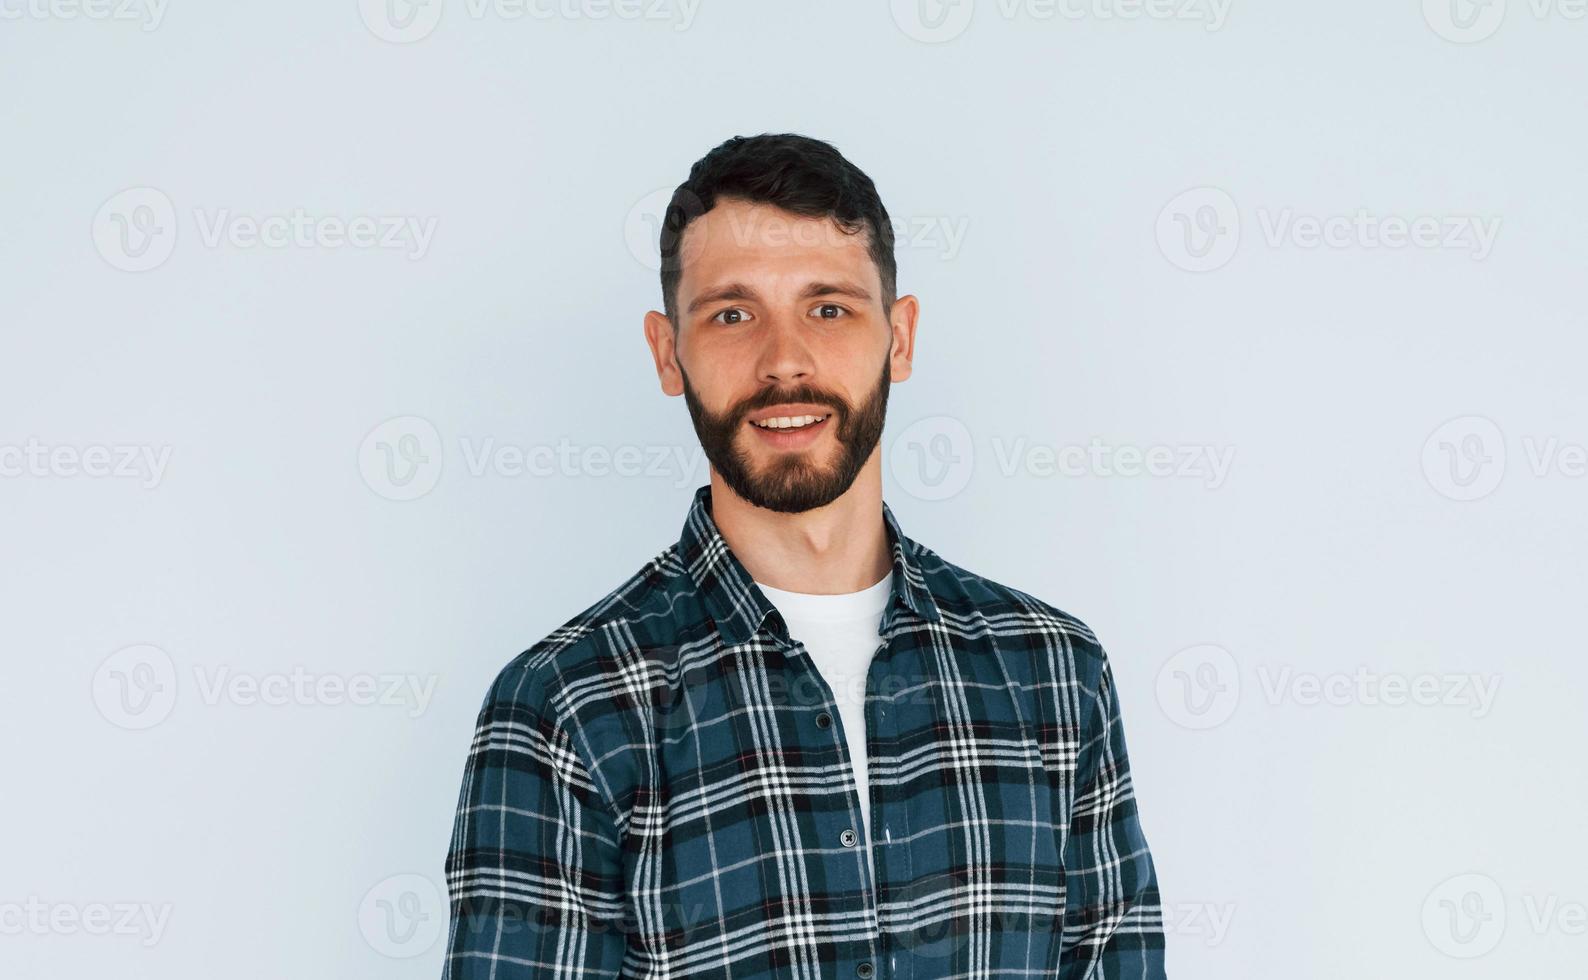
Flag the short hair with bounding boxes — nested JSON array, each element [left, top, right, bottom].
[[658, 133, 897, 325]]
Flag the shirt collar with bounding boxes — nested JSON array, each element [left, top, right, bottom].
[[676, 484, 943, 649]]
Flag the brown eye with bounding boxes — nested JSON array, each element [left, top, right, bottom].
[[713, 308, 750, 325], [813, 304, 845, 319]]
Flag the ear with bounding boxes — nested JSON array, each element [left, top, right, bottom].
[[886, 294, 920, 383], [643, 309, 684, 396]]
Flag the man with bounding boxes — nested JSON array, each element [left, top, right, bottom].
[[442, 134, 1167, 979]]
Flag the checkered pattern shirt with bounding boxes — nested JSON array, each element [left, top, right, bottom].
[[442, 485, 1167, 979]]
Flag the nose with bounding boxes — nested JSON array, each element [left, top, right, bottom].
[[754, 311, 816, 386]]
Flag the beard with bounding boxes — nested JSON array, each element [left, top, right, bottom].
[[680, 357, 891, 514]]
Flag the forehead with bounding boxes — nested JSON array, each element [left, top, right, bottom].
[[675, 197, 879, 300]]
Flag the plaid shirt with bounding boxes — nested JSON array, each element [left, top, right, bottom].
[[443, 485, 1167, 979]]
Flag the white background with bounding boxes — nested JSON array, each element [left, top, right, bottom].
[[2, 1, 1584, 977]]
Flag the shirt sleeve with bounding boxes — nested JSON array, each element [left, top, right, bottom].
[[1059, 653, 1168, 979], [441, 676, 630, 979]]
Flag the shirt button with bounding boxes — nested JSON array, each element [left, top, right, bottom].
[[815, 711, 832, 729], [840, 828, 857, 847], [856, 962, 875, 978]]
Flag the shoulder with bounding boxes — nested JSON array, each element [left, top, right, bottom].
[[466, 546, 689, 829], [478, 541, 689, 716], [913, 541, 1112, 677], [913, 544, 1131, 749]]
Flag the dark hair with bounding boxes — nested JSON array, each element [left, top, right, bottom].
[[658, 133, 897, 325]]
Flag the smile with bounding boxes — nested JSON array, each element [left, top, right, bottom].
[[749, 414, 831, 430]]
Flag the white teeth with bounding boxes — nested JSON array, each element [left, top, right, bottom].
[[752, 414, 828, 430]]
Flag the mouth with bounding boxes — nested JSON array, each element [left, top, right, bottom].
[[749, 413, 831, 431], [744, 408, 835, 449]]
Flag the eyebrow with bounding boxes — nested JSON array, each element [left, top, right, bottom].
[[686, 280, 874, 315]]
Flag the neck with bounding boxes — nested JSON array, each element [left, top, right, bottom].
[[707, 459, 892, 595]]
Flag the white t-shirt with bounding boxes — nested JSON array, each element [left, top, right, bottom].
[[754, 572, 892, 869]]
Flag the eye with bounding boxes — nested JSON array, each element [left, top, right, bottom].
[[811, 303, 848, 320], [712, 308, 752, 325]]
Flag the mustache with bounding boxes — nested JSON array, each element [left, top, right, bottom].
[[731, 386, 847, 422]]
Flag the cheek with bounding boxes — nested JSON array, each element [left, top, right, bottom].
[[687, 329, 760, 381], [680, 336, 746, 400]]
